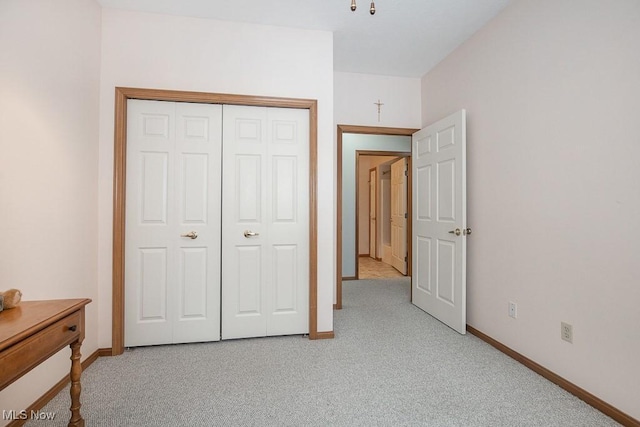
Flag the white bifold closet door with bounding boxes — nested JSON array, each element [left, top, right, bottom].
[[125, 100, 222, 347], [221, 105, 309, 340], [125, 100, 309, 346]]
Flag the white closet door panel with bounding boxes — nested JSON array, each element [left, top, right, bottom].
[[126, 100, 175, 347], [129, 247, 172, 346], [181, 154, 208, 223], [173, 102, 222, 343], [140, 153, 169, 224], [126, 100, 221, 346], [266, 108, 308, 336], [222, 105, 269, 339], [139, 248, 168, 321], [222, 106, 308, 339], [236, 246, 262, 314], [273, 156, 296, 221], [178, 247, 208, 318], [273, 244, 297, 311], [237, 155, 262, 222]]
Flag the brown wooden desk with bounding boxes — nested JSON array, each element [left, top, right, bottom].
[[0, 299, 91, 427]]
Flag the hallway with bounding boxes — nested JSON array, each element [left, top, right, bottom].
[[358, 256, 404, 280]]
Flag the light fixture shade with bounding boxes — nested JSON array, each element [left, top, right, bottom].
[[369, 1, 376, 14], [351, 0, 357, 11]]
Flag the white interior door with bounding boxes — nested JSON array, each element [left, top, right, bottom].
[[390, 158, 407, 274], [412, 110, 467, 334], [222, 105, 309, 340], [125, 100, 222, 346], [369, 168, 377, 259]]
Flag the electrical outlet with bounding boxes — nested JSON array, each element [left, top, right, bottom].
[[561, 322, 573, 343], [508, 301, 517, 319]]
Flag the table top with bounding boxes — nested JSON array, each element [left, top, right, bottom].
[[0, 299, 91, 351]]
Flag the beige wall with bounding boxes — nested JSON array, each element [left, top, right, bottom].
[[421, 0, 640, 418], [0, 0, 101, 422]]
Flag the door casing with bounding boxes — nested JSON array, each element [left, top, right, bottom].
[[336, 125, 418, 309], [112, 87, 321, 355]]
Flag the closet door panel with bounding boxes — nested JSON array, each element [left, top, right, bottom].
[[222, 105, 308, 339], [266, 108, 309, 336], [125, 100, 222, 346], [173, 102, 222, 343], [125, 100, 175, 347], [222, 105, 269, 339]]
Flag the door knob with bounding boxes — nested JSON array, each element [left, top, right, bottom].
[[244, 230, 260, 238], [180, 231, 198, 239], [448, 228, 461, 236], [464, 227, 472, 236]]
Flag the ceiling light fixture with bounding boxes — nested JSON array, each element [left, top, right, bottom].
[[350, 0, 376, 15]]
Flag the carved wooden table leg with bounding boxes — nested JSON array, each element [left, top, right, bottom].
[[68, 340, 85, 427]]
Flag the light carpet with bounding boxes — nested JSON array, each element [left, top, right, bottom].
[[30, 278, 619, 426]]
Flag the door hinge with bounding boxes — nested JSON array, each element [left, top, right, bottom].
[[404, 169, 408, 176], [404, 213, 408, 219], [404, 255, 408, 262]]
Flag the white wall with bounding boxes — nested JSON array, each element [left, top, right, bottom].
[[421, 0, 640, 419], [97, 9, 335, 340], [334, 72, 421, 128], [0, 0, 101, 422]]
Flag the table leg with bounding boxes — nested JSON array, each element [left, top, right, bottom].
[[68, 340, 84, 427]]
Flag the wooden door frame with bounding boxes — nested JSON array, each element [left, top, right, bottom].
[[112, 87, 319, 355], [336, 125, 418, 309]]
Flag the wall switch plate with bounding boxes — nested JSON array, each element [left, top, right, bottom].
[[508, 301, 517, 319], [561, 322, 573, 343]]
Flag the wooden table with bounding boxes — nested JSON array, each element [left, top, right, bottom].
[[0, 299, 91, 427]]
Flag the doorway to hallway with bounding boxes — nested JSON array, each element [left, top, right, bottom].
[[335, 125, 418, 309]]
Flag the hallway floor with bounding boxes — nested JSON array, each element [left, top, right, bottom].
[[358, 256, 404, 279]]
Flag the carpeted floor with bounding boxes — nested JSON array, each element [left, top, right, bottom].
[[30, 278, 619, 426]]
